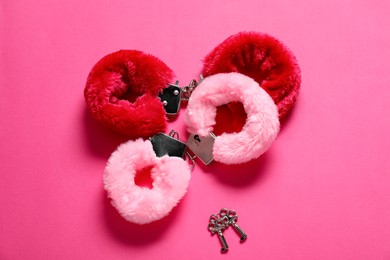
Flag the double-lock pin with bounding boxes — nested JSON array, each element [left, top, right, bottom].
[[207, 208, 247, 253]]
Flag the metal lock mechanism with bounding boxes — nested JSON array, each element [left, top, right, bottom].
[[159, 77, 202, 117], [150, 131, 186, 158], [186, 132, 216, 165], [158, 81, 182, 116]]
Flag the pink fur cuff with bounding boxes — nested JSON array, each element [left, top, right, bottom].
[[185, 73, 280, 164], [104, 139, 191, 224]]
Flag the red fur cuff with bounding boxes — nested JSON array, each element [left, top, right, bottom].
[[202, 32, 301, 120], [84, 50, 174, 139]]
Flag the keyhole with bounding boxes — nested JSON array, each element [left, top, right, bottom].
[[194, 135, 201, 142]]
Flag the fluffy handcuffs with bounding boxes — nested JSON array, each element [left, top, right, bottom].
[[85, 32, 301, 224]]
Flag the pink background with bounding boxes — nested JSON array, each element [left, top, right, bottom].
[[1, 0, 390, 259]]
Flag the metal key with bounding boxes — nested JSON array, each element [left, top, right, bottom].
[[220, 208, 247, 242], [208, 218, 229, 253]]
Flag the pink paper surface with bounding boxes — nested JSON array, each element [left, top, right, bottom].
[[1, 0, 390, 259]]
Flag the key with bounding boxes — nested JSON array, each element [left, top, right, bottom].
[[208, 219, 229, 253], [220, 208, 247, 242]]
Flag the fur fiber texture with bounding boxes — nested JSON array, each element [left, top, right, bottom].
[[202, 32, 301, 120], [85, 50, 174, 139], [104, 139, 191, 224], [185, 73, 280, 165]]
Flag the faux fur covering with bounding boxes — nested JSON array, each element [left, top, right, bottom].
[[185, 73, 280, 165], [104, 139, 191, 224], [85, 50, 174, 139], [202, 32, 301, 120]]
